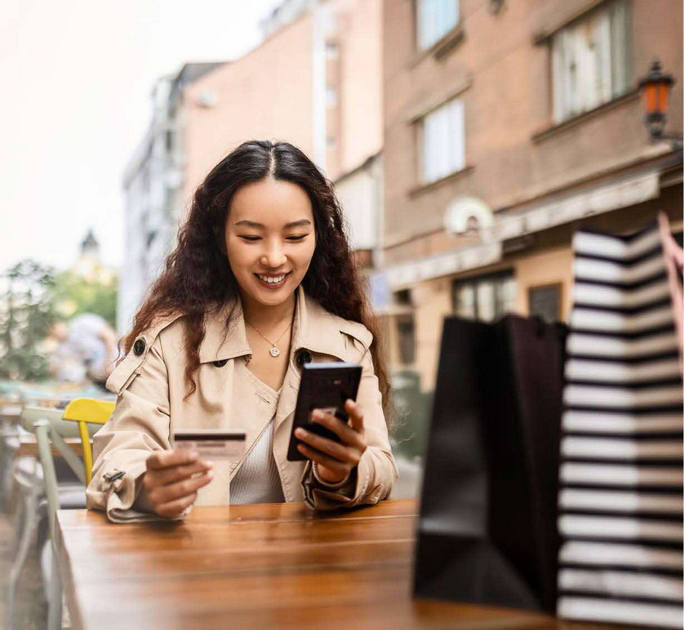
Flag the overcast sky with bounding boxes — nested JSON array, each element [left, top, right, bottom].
[[0, 0, 281, 273]]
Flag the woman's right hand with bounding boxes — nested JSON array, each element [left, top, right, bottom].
[[142, 450, 214, 518]]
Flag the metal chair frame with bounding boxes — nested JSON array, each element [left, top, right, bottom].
[[7, 399, 113, 630]]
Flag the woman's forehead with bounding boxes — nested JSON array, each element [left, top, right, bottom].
[[230, 178, 313, 226]]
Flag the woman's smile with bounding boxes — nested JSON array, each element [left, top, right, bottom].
[[254, 271, 292, 289]]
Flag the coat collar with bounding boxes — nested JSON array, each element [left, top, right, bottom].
[[198, 284, 349, 364]]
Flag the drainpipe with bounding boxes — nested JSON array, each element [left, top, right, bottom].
[[311, 0, 327, 174]]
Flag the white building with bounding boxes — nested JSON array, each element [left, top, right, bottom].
[[118, 63, 222, 334], [118, 0, 384, 334]]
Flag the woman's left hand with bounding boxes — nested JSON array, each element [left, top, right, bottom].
[[295, 399, 367, 484]]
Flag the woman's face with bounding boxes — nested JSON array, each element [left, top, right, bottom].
[[224, 176, 317, 308]]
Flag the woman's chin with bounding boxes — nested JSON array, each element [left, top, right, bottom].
[[247, 279, 296, 305]]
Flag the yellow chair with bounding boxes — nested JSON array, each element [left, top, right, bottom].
[[61, 398, 115, 486]]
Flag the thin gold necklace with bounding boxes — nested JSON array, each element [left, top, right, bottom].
[[246, 320, 291, 358]]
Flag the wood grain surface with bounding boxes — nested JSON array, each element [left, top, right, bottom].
[[55, 500, 642, 630]]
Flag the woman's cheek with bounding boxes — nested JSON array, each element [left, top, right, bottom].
[[229, 239, 251, 265]]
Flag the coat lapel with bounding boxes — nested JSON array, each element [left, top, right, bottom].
[[198, 299, 252, 364], [198, 284, 349, 365], [291, 283, 348, 360], [272, 284, 350, 440]]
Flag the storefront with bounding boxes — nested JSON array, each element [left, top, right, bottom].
[[374, 156, 682, 393]]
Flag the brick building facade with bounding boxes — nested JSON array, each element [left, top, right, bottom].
[[380, 0, 682, 391]]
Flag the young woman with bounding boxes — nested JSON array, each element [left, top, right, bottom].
[[86, 140, 398, 522]]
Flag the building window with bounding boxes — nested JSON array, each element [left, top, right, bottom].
[[394, 290, 415, 364], [453, 272, 516, 322], [396, 289, 412, 305], [417, 0, 460, 50], [325, 41, 339, 59], [326, 85, 338, 107], [420, 97, 465, 184], [551, 0, 631, 123], [397, 314, 416, 364], [528, 284, 562, 323]]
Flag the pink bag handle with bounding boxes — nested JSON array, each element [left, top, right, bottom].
[[658, 212, 683, 372]]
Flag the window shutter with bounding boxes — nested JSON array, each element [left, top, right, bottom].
[[417, 0, 460, 50], [595, 9, 613, 104], [551, 0, 631, 122], [610, 0, 630, 98], [448, 98, 465, 174], [421, 97, 465, 184], [552, 34, 565, 123]]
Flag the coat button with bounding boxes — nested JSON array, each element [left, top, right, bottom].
[[133, 339, 146, 356], [296, 350, 312, 368], [213, 359, 228, 368]]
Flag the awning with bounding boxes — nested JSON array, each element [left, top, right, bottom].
[[372, 169, 662, 295], [483, 170, 660, 243]]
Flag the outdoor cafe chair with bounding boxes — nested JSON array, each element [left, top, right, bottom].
[[7, 399, 113, 630]]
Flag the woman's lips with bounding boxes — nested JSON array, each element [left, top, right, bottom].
[[254, 272, 291, 289]]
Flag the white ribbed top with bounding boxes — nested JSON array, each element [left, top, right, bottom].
[[229, 386, 285, 505]]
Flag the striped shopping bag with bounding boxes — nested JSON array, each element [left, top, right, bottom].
[[558, 221, 684, 628]]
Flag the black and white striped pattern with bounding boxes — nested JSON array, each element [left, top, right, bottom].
[[558, 224, 684, 629]]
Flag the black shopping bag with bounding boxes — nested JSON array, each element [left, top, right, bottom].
[[413, 314, 567, 613]]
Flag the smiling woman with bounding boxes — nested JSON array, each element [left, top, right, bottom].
[[226, 178, 317, 316], [85, 140, 398, 523]]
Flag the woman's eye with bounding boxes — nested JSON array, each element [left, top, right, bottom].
[[238, 235, 307, 242]]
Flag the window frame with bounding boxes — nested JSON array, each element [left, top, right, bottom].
[[396, 313, 416, 365], [528, 283, 563, 324], [451, 270, 517, 323], [550, 0, 632, 124], [417, 96, 466, 186], [414, 0, 461, 52]]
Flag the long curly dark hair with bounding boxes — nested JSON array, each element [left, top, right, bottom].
[[121, 140, 393, 431]]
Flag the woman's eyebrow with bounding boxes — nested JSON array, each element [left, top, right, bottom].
[[234, 219, 312, 229]]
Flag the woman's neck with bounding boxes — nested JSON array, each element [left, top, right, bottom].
[[240, 290, 296, 334]]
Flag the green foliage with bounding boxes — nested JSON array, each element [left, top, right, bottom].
[[0, 260, 58, 381], [52, 270, 118, 329]]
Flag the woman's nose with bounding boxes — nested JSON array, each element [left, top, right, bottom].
[[260, 243, 287, 268]]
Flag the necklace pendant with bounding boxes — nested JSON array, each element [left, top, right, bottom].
[[269, 347, 280, 358]]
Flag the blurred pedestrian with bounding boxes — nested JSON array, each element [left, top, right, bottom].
[[48, 314, 118, 387]]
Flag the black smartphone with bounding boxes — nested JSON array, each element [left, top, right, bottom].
[[286, 362, 362, 462]]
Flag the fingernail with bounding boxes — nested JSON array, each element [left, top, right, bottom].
[[296, 428, 307, 437], [206, 471, 214, 480], [206, 461, 214, 469], [189, 452, 198, 461], [312, 410, 323, 419]]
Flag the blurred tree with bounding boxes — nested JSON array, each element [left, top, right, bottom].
[[51, 270, 118, 329], [0, 259, 57, 381]]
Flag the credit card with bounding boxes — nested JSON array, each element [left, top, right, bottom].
[[173, 428, 246, 460]]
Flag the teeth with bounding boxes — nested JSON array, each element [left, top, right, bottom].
[[257, 274, 286, 284]]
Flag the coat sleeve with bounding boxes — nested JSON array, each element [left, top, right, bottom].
[[86, 334, 177, 523], [300, 335, 399, 510]]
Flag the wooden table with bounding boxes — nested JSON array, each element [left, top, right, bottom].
[[56, 499, 634, 630]]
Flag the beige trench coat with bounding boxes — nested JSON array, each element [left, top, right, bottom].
[[86, 284, 398, 522]]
